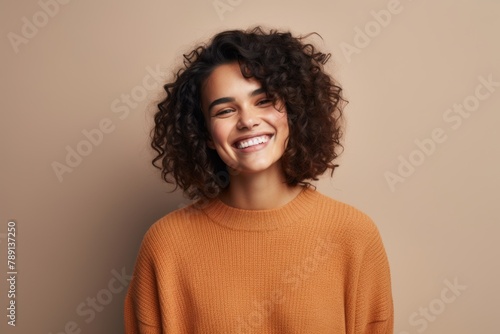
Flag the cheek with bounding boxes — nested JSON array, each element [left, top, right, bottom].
[[209, 122, 231, 146], [274, 113, 290, 136]]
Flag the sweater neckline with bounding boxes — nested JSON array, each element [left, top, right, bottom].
[[199, 186, 319, 231]]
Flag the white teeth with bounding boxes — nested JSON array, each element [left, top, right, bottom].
[[236, 135, 270, 149]]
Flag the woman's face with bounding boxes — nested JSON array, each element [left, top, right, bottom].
[[201, 62, 289, 175]]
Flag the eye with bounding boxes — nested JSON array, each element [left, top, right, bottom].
[[214, 108, 234, 117], [257, 98, 272, 106]]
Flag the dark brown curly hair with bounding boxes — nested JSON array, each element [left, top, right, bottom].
[[151, 26, 346, 200]]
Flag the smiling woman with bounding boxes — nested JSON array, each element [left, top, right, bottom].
[[124, 27, 394, 333], [201, 62, 291, 201]]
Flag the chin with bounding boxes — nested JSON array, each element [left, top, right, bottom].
[[237, 162, 281, 175]]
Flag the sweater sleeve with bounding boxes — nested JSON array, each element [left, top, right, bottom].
[[124, 228, 163, 334], [354, 222, 394, 334]]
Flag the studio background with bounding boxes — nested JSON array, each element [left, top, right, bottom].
[[1, 0, 499, 333]]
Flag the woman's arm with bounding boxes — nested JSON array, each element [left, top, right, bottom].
[[124, 231, 163, 334], [353, 221, 394, 334]]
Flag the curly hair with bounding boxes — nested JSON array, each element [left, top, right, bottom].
[[151, 26, 346, 200]]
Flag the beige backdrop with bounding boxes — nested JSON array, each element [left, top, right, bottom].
[[1, 0, 499, 333]]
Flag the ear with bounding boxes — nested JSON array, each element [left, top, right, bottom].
[[206, 136, 215, 149]]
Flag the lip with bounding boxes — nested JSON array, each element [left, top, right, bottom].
[[232, 133, 274, 147]]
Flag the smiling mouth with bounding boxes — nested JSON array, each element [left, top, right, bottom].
[[234, 135, 272, 149]]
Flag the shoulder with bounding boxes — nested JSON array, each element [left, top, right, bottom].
[[312, 189, 382, 247], [312, 191, 390, 273], [140, 201, 210, 250], [314, 190, 378, 230]]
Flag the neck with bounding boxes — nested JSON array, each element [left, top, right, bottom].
[[219, 164, 303, 210]]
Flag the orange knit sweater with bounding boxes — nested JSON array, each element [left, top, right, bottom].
[[124, 187, 393, 333]]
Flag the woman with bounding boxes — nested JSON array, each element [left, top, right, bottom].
[[125, 26, 393, 333]]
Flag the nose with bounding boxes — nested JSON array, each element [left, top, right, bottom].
[[236, 105, 260, 130]]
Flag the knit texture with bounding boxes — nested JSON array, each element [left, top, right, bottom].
[[124, 187, 393, 333]]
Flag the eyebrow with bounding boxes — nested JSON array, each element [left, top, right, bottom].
[[207, 88, 266, 113]]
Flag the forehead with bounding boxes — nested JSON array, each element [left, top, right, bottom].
[[201, 63, 261, 103]]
